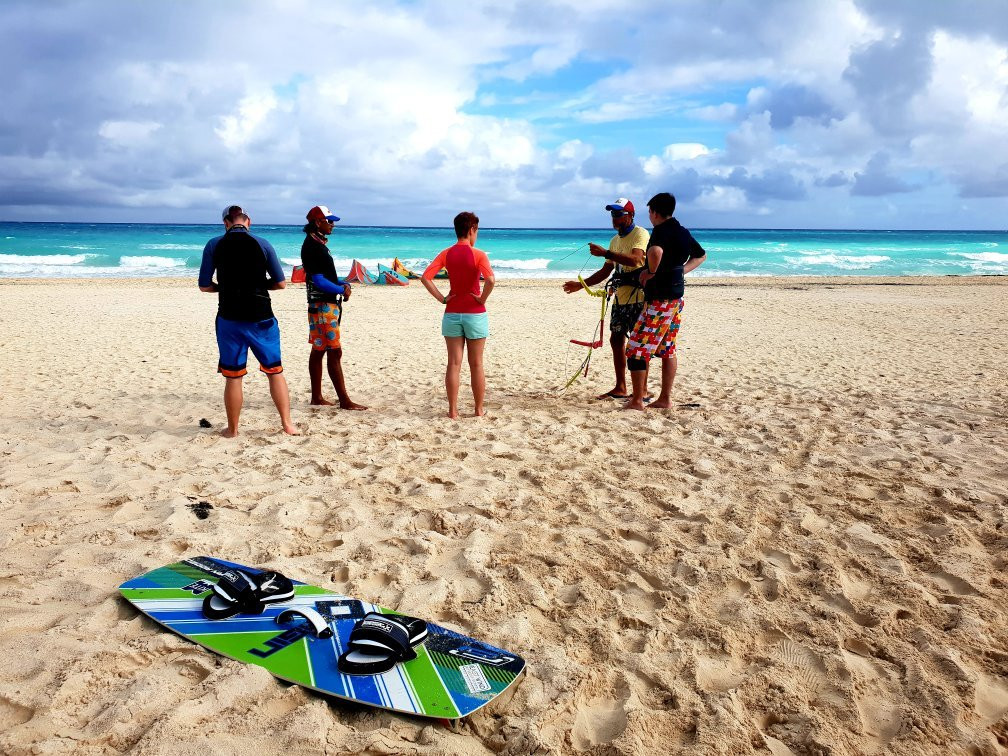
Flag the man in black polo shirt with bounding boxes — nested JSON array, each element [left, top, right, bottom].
[[623, 192, 706, 411], [198, 205, 299, 436]]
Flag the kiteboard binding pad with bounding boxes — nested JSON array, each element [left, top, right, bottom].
[[119, 557, 525, 719]]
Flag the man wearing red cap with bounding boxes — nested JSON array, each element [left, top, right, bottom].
[[300, 205, 366, 410], [562, 197, 649, 399]]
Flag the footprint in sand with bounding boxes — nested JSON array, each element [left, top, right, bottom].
[[762, 548, 802, 574], [824, 593, 880, 628], [928, 568, 980, 598], [775, 639, 829, 698], [840, 638, 903, 751], [0, 696, 34, 730], [974, 670, 1008, 725], [570, 676, 630, 750], [616, 528, 652, 556], [695, 652, 748, 693]]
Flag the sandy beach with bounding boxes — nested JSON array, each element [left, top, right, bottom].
[[0, 275, 1006, 755]]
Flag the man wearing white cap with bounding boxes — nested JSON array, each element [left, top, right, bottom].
[[198, 205, 299, 437], [300, 205, 366, 410], [562, 198, 649, 399]]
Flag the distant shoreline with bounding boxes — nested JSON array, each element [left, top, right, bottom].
[[1, 220, 1006, 233], [2, 274, 1005, 288]]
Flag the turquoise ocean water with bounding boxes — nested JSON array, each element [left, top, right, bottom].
[[1, 222, 1005, 279]]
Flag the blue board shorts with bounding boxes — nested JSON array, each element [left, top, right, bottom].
[[215, 316, 283, 377], [441, 312, 489, 339]]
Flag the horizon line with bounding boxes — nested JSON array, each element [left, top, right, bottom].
[[0, 220, 1005, 234]]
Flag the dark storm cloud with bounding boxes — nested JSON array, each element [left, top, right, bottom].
[[652, 168, 704, 204], [842, 32, 934, 134], [816, 172, 851, 188], [580, 148, 645, 183], [517, 163, 579, 192], [956, 167, 1008, 199], [851, 153, 918, 196], [1, 0, 1006, 227], [854, 0, 1008, 43], [0, 2, 223, 134], [727, 167, 807, 202], [745, 85, 841, 130]]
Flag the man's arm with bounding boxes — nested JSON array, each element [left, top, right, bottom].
[[684, 252, 706, 274], [310, 273, 348, 296], [639, 245, 664, 285], [563, 262, 613, 293], [261, 239, 286, 290], [198, 239, 217, 292], [590, 242, 644, 268], [683, 237, 707, 274]]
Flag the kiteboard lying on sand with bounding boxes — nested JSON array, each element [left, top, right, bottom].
[[119, 556, 525, 719]]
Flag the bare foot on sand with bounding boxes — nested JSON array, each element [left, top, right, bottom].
[[340, 400, 368, 411], [222, 428, 239, 438], [282, 423, 301, 435], [472, 408, 487, 418], [622, 400, 646, 411], [310, 396, 335, 406], [647, 399, 673, 409]]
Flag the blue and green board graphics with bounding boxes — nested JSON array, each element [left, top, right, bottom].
[[119, 557, 525, 719]]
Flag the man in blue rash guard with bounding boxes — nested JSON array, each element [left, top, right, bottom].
[[199, 204, 299, 437], [300, 205, 367, 410]]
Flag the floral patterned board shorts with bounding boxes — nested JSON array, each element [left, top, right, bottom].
[[308, 302, 341, 350], [625, 299, 684, 361]]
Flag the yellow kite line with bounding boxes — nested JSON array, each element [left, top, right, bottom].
[[561, 276, 610, 393]]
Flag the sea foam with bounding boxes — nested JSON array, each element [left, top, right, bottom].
[[786, 253, 890, 270], [0, 253, 87, 265], [493, 258, 551, 270], [120, 256, 187, 268], [139, 243, 203, 251], [951, 251, 1008, 263]]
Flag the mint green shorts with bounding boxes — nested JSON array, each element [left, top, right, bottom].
[[442, 312, 489, 339]]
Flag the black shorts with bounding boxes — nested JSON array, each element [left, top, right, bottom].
[[610, 302, 644, 338]]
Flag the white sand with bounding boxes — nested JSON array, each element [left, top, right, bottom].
[[0, 276, 1006, 755]]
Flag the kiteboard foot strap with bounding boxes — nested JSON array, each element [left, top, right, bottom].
[[202, 569, 295, 620], [276, 607, 333, 639], [337, 612, 428, 675]]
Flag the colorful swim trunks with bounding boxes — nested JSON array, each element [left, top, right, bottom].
[[610, 301, 645, 338], [308, 302, 341, 350], [215, 316, 283, 377], [625, 299, 684, 362]]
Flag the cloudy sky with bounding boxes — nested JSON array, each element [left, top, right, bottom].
[[2, 0, 1007, 228]]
